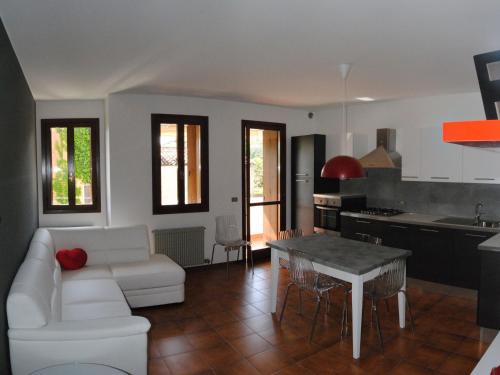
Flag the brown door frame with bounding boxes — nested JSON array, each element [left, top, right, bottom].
[[241, 120, 286, 248]]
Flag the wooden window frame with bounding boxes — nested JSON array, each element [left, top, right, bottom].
[[41, 118, 100, 214], [151, 114, 209, 214]]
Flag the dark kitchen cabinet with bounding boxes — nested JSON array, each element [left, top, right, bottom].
[[410, 226, 453, 284], [378, 222, 415, 276], [380, 222, 412, 249], [478, 249, 500, 329], [341, 215, 495, 290], [452, 231, 494, 289], [341, 216, 382, 240], [291, 134, 338, 235]]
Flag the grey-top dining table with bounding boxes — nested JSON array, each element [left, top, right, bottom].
[[267, 234, 411, 359]]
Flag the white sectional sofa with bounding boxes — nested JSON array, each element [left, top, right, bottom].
[[7, 225, 186, 375]]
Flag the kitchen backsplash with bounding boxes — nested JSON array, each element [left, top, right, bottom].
[[340, 169, 500, 220]]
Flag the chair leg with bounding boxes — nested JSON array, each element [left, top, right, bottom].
[[279, 283, 294, 323], [298, 289, 303, 314], [373, 299, 384, 351], [326, 290, 331, 314], [309, 294, 322, 342], [226, 248, 229, 279], [370, 298, 375, 327], [250, 245, 254, 275], [211, 244, 217, 264], [237, 247, 240, 262], [402, 291, 415, 331]]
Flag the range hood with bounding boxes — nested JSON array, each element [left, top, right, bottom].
[[443, 50, 500, 146], [358, 128, 401, 169]]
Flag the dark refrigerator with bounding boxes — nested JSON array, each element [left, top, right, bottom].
[[291, 134, 339, 235]]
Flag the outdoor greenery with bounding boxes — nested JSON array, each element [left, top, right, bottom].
[[53, 128, 69, 204], [250, 146, 263, 196], [53, 127, 92, 205]]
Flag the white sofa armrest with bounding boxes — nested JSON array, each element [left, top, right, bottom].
[[8, 316, 150, 341]]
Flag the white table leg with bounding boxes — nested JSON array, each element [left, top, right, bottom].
[[351, 275, 363, 359], [398, 265, 407, 328], [270, 249, 279, 314]]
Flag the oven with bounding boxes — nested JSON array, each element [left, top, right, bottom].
[[313, 194, 366, 235]]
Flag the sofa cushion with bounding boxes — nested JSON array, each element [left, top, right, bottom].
[[62, 300, 131, 321], [62, 279, 125, 305], [110, 254, 185, 291], [49, 225, 150, 266], [49, 227, 107, 266], [104, 225, 150, 263], [7, 259, 55, 329], [61, 279, 130, 321], [62, 264, 112, 282]]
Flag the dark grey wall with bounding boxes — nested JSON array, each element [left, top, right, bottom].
[[0, 18, 37, 374], [341, 169, 500, 220]]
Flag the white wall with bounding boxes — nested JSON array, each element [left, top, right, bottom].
[[36, 100, 107, 227], [107, 94, 316, 263], [316, 92, 485, 159]]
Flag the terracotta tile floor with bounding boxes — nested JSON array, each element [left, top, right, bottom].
[[134, 260, 489, 375]]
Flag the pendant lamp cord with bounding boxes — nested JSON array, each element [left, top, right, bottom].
[[343, 74, 347, 151]]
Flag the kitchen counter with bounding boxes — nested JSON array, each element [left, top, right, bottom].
[[341, 211, 500, 234], [478, 235, 500, 252]]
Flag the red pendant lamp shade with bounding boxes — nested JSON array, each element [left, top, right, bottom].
[[321, 155, 364, 180]]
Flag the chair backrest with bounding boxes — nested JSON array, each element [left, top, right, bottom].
[[215, 215, 241, 244], [287, 248, 318, 292], [278, 228, 303, 240], [372, 257, 406, 298], [358, 233, 382, 245]]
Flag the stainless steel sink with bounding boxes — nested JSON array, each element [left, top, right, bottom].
[[433, 217, 500, 228]]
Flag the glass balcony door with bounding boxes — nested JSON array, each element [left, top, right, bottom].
[[242, 120, 286, 250]]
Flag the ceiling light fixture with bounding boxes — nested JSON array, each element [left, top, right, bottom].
[[321, 63, 364, 180], [356, 97, 375, 102]]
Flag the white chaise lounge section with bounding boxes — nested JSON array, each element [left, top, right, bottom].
[[7, 225, 186, 375]]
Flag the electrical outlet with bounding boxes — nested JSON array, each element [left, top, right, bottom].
[[231, 197, 238, 202]]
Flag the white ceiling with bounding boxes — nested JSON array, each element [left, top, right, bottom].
[[1, 0, 500, 107]]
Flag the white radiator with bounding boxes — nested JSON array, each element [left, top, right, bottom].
[[153, 226, 206, 267]]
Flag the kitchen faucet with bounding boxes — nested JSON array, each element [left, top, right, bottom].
[[474, 202, 484, 226]]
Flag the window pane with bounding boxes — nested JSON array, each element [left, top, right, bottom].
[[184, 124, 201, 204], [74, 127, 93, 205], [50, 127, 69, 205], [249, 129, 280, 203], [160, 124, 178, 205]]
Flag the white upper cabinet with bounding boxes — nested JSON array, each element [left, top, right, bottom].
[[398, 127, 421, 181], [420, 126, 463, 182], [462, 146, 500, 184]]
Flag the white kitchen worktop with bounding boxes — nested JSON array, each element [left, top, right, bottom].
[[471, 333, 500, 374], [478, 234, 500, 252]]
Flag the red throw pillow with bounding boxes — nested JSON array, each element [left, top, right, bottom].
[[492, 366, 500, 375], [56, 248, 88, 270]]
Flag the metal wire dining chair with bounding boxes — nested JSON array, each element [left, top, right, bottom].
[[277, 229, 304, 313], [364, 256, 415, 351], [279, 248, 348, 342], [278, 228, 303, 269], [357, 233, 382, 245]]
